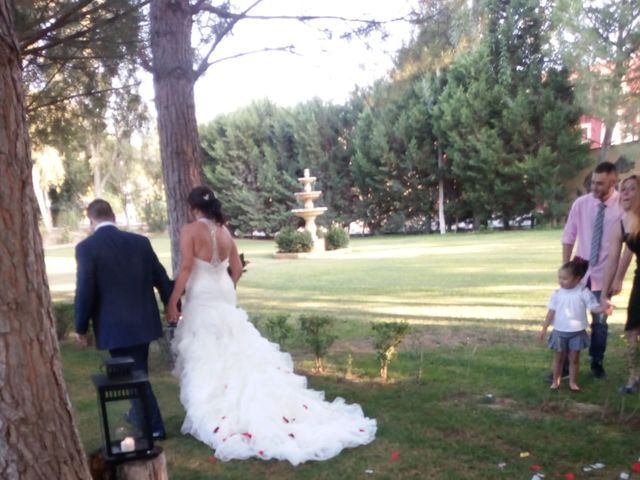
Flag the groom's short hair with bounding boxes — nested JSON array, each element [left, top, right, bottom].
[[87, 199, 115, 221]]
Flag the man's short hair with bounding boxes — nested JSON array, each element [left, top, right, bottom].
[[86, 199, 115, 221], [594, 161, 617, 175]]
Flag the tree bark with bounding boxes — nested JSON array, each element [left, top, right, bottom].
[[0, 3, 91, 479], [116, 451, 168, 480], [597, 122, 615, 164], [150, 0, 204, 274], [436, 144, 445, 235]]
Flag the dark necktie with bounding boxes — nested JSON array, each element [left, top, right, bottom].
[[589, 202, 606, 266]]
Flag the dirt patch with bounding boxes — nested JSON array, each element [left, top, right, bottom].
[[333, 325, 529, 354]]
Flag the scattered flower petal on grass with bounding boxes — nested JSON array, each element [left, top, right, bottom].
[[563, 473, 575, 480], [364, 469, 374, 474], [207, 455, 217, 464], [632, 463, 640, 473], [530, 464, 542, 471], [592, 463, 605, 469], [520, 452, 530, 458], [391, 451, 400, 461], [497, 462, 507, 469], [619, 473, 630, 480]]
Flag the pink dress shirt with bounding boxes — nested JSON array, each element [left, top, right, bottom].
[[562, 190, 623, 291]]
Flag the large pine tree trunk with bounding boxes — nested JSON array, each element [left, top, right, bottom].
[[0, 4, 91, 479], [150, 0, 204, 274], [597, 122, 615, 164]]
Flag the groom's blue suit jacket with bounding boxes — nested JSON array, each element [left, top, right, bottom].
[[74, 225, 173, 350]]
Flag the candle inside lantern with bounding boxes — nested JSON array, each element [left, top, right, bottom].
[[120, 436, 135, 452]]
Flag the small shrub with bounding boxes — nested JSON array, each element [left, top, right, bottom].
[[299, 314, 337, 373], [264, 314, 293, 347], [53, 303, 74, 341], [142, 199, 168, 233], [324, 224, 349, 250], [275, 227, 313, 253], [371, 321, 411, 381]]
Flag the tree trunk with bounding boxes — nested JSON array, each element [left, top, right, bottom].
[[150, 0, 204, 274], [116, 451, 168, 480], [437, 145, 446, 235], [31, 167, 53, 231], [597, 122, 615, 164], [0, 4, 91, 479]]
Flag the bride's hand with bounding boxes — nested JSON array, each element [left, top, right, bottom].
[[165, 302, 180, 322]]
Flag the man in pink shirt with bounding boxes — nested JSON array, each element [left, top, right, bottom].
[[562, 161, 623, 378]]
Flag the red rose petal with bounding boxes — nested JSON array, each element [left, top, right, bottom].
[[289, 433, 295, 438], [208, 455, 217, 464], [283, 416, 290, 423], [213, 426, 220, 434], [564, 473, 575, 480], [303, 404, 308, 410], [259, 450, 265, 456], [391, 451, 400, 461], [359, 428, 365, 432], [530, 465, 542, 471], [242, 432, 252, 439], [632, 463, 640, 473]]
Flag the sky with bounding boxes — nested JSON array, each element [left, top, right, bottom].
[[189, 0, 418, 123]]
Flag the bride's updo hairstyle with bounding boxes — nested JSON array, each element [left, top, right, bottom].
[[188, 186, 225, 223]]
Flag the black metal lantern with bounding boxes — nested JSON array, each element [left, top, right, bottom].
[[91, 357, 159, 462]]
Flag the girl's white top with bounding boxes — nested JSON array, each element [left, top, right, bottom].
[[547, 286, 599, 332]]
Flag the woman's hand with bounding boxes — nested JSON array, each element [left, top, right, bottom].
[[165, 301, 180, 323], [600, 297, 614, 316]]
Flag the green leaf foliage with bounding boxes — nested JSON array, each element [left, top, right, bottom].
[[371, 321, 411, 381], [299, 315, 338, 373]]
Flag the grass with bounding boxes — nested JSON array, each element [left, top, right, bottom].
[[50, 229, 640, 479]]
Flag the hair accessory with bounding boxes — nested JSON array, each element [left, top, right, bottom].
[[203, 193, 210, 201]]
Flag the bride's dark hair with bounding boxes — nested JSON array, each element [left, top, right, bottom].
[[187, 186, 225, 223]]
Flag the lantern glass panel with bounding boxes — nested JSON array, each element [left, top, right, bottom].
[[106, 396, 150, 454], [92, 370, 155, 461]]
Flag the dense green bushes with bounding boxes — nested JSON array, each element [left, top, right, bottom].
[[275, 227, 313, 253], [324, 225, 349, 250]]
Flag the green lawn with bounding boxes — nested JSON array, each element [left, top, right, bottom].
[[51, 230, 640, 479]]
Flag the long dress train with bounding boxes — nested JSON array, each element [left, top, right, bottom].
[[171, 224, 376, 465]]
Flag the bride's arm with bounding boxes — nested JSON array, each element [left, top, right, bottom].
[[166, 224, 195, 321], [226, 229, 243, 287]]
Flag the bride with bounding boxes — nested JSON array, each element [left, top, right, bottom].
[[165, 186, 376, 465]]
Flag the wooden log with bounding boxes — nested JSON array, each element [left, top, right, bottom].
[[115, 451, 168, 480]]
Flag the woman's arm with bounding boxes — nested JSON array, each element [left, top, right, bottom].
[[228, 237, 243, 287], [601, 221, 624, 308], [611, 245, 633, 296], [166, 224, 195, 321]]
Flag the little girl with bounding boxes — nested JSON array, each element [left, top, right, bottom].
[[540, 258, 607, 391]]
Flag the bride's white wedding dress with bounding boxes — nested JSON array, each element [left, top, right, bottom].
[[171, 222, 376, 465]]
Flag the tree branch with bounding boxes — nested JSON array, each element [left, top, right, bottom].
[[21, 0, 150, 56], [206, 45, 296, 67], [194, 0, 264, 80], [27, 83, 141, 113], [19, 0, 94, 49]]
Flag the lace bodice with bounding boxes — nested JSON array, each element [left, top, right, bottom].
[[197, 217, 223, 266]]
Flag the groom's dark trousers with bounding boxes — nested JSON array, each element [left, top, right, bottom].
[[74, 224, 173, 437]]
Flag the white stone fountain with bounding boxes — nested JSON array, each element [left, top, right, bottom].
[[292, 169, 327, 253]]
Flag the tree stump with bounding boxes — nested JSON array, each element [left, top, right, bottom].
[[115, 451, 168, 480]]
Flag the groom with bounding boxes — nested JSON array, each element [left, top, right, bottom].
[[74, 199, 174, 440]]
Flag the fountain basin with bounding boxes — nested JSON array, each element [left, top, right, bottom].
[[292, 207, 327, 219]]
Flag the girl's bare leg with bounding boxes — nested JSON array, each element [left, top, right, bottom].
[[551, 351, 567, 389], [569, 351, 580, 391]]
